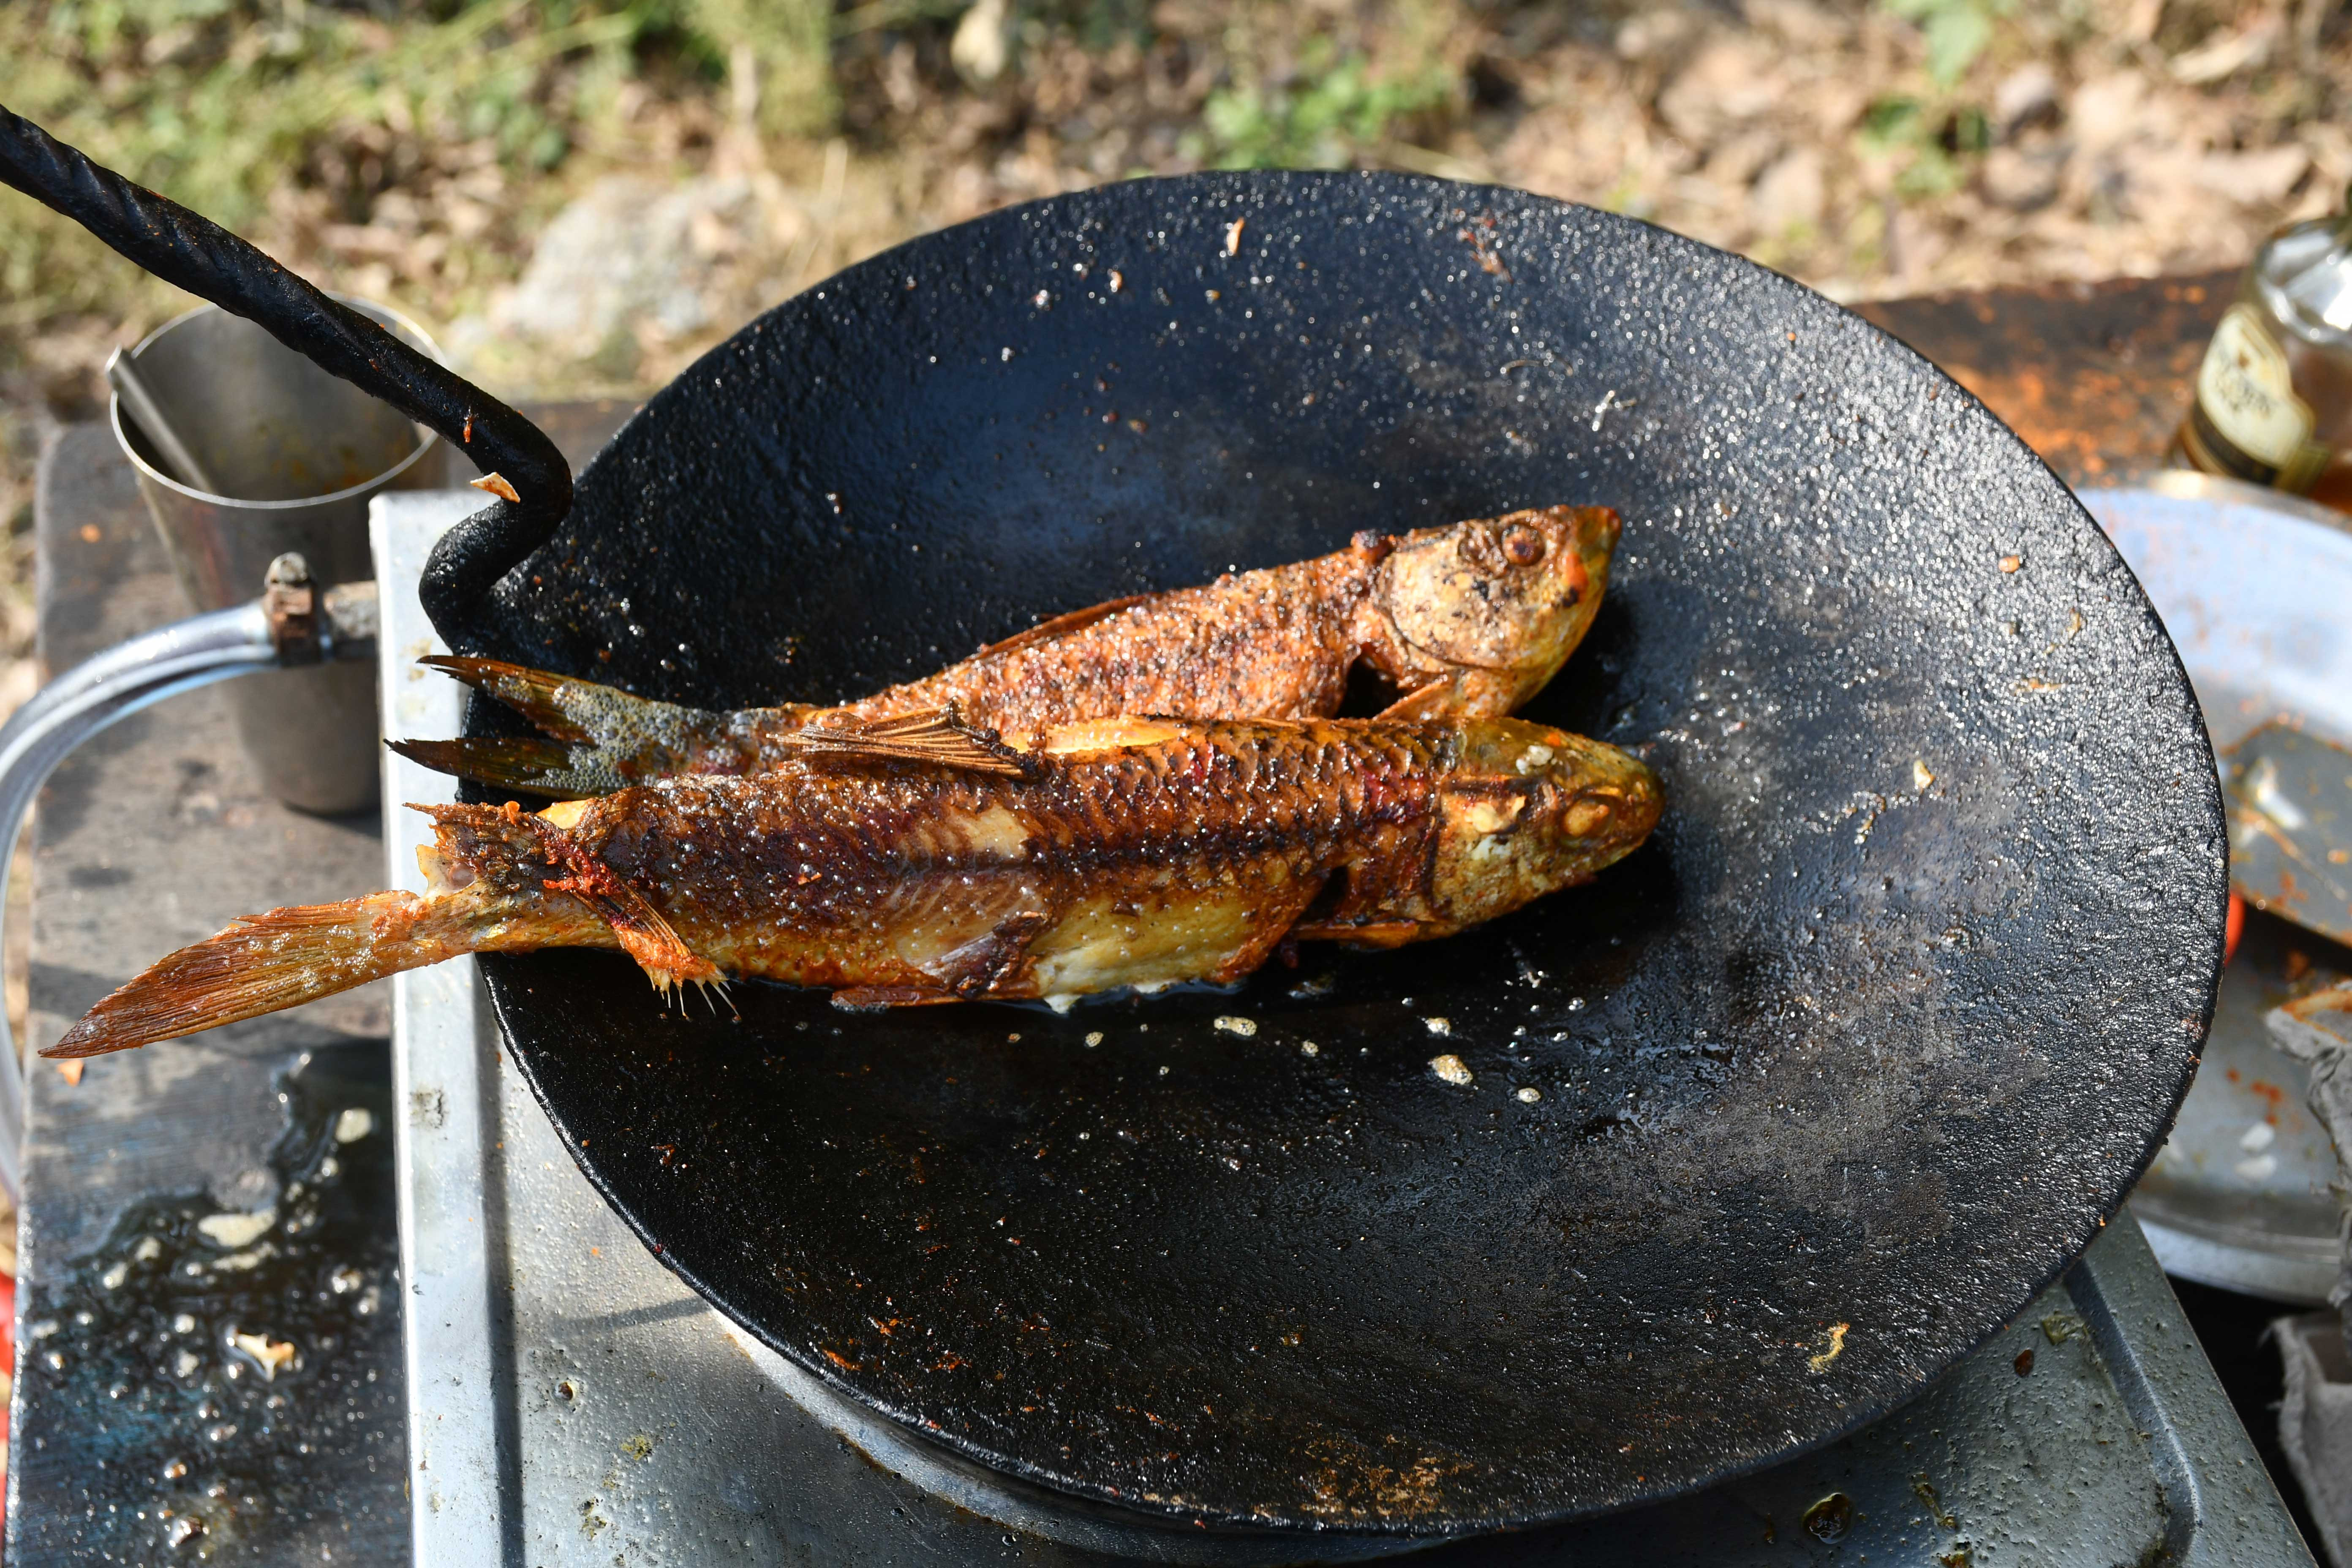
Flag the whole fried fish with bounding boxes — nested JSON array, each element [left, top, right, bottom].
[[397, 505, 1621, 798], [51, 711, 1660, 1056]]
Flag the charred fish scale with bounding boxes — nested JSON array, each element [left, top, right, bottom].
[[49, 715, 1659, 1054], [397, 506, 1622, 798], [494, 721, 1536, 994], [604, 725, 1430, 887]]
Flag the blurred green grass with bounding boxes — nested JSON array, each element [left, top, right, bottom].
[[3, 0, 2340, 414], [0, 0, 1463, 343], [4, 2, 733, 329]]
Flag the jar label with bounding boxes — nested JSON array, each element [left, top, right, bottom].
[[2193, 304, 2319, 479]]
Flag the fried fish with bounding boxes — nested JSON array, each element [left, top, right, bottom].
[[50, 710, 1660, 1056], [397, 504, 1621, 798]]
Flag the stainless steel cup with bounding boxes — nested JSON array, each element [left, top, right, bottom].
[[109, 298, 446, 814]]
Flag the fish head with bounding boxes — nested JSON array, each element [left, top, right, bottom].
[[1367, 506, 1620, 716], [1426, 719, 1661, 931]]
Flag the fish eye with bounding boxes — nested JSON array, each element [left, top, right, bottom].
[[1502, 526, 1545, 567]]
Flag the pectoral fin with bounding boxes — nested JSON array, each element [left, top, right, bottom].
[[1374, 681, 1457, 721], [832, 984, 961, 1010], [1287, 919, 1429, 948], [439, 802, 721, 990], [780, 706, 1039, 780]]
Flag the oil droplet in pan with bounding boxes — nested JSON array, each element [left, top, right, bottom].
[[1802, 1492, 1854, 1543]]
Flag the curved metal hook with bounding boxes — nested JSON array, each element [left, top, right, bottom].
[[0, 103, 569, 654]]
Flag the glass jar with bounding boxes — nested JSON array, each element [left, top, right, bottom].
[[2177, 182, 2352, 512]]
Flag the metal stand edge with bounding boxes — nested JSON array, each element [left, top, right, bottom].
[[2071, 1211, 2317, 1566], [2133, 1204, 2340, 1309], [375, 492, 511, 1565]]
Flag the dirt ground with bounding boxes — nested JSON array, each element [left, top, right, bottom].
[[5, 2, 2347, 406]]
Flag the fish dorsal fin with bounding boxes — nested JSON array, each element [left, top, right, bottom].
[[783, 705, 1039, 780], [973, 594, 1152, 660]]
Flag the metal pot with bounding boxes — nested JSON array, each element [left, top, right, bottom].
[[109, 297, 444, 814]]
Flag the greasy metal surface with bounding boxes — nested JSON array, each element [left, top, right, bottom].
[[9, 424, 406, 1564], [376, 497, 508, 1565], [719, 1209, 2311, 1566], [1857, 270, 2235, 487], [444, 174, 2227, 1533], [1395, 1212, 2313, 1568], [11, 1045, 403, 1563], [2225, 725, 2352, 948], [2084, 475, 2352, 1304], [2136, 904, 2348, 1305], [2080, 476, 2352, 755]]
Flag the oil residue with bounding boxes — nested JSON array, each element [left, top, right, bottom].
[[11, 1043, 405, 1562], [1802, 1490, 1856, 1542]]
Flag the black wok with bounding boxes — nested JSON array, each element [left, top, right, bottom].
[[2, 119, 2227, 1541]]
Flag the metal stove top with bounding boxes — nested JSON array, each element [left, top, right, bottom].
[[374, 492, 2313, 1567]]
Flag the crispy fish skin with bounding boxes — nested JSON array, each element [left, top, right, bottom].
[[50, 715, 1659, 1055], [397, 505, 1621, 797]]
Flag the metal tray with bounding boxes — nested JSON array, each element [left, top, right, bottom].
[[2088, 473, 2352, 1304]]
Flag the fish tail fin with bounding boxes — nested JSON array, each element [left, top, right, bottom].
[[417, 656, 799, 785], [50, 799, 727, 1058], [387, 737, 625, 800], [45, 891, 463, 1059], [416, 656, 608, 742]]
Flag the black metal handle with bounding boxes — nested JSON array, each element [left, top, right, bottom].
[[0, 103, 568, 654]]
